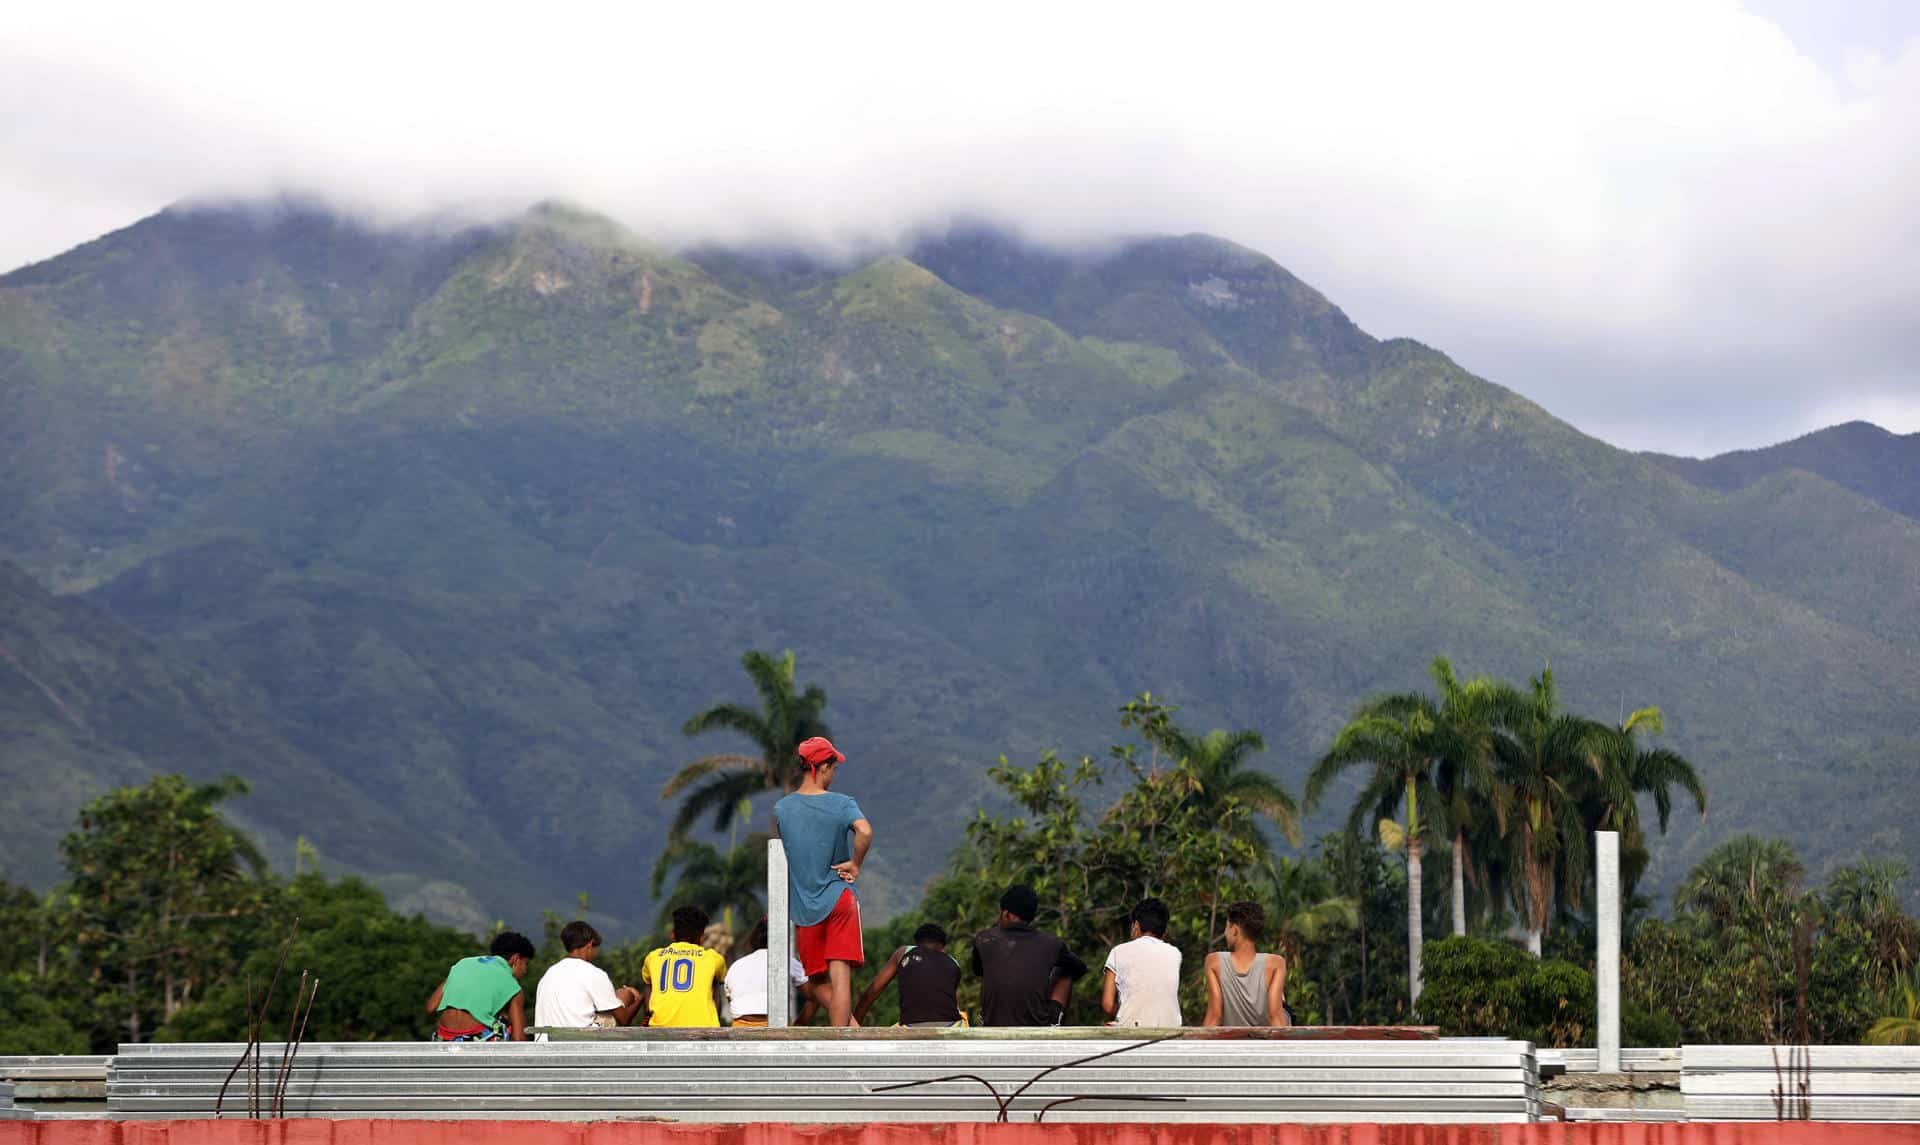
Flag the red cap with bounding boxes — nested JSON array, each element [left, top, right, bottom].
[[797, 737, 845, 766]]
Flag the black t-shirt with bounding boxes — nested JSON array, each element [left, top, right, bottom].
[[896, 945, 962, 1024], [970, 923, 1088, 1026]]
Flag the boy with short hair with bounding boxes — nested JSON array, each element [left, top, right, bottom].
[[640, 906, 729, 1027], [1202, 900, 1289, 1027], [854, 922, 963, 1027], [771, 736, 873, 1027], [427, 931, 536, 1041], [1102, 898, 1183, 1027], [971, 884, 1087, 1026], [533, 920, 642, 1034]]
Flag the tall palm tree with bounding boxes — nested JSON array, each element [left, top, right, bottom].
[[1489, 668, 1607, 955], [1308, 695, 1441, 1004], [1148, 725, 1302, 849], [659, 649, 831, 838], [648, 834, 768, 942], [1426, 657, 1510, 937], [1587, 706, 1706, 895]]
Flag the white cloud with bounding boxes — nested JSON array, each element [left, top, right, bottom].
[[3, 0, 1918, 454]]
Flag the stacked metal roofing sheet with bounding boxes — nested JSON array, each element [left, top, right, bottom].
[[1681, 1045, 1920, 1121], [108, 1037, 1541, 1123]]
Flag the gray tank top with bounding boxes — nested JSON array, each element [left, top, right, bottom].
[[1214, 952, 1272, 1026]]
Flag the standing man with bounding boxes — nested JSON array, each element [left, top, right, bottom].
[[971, 884, 1088, 1026], [1102, 898, 1183, 1027], [771, 736, 873, 1026], [533, 920, 643, 1036], [1202, 901, 1289, 1027]]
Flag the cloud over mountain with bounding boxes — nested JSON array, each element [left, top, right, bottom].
[[4, 1, 1920, 451]]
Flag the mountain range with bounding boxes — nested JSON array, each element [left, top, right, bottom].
[[2, 201, 1917, 931]]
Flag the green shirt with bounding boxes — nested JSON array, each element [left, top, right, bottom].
[[439, 955, 521, 1033]]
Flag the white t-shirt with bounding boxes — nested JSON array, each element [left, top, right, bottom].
[[1104, 935, 1184, 1027], [534, 956, 622, 1031], [724, 948, 807, 1019]]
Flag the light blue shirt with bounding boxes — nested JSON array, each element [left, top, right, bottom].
[[773, 791, 865, 926]]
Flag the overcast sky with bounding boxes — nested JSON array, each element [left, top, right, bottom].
[[4, 0, 1918, 456]]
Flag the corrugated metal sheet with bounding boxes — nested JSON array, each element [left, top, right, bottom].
[[107, 1037, 1540, 1123], [1683, 1045, 1920, 1122]]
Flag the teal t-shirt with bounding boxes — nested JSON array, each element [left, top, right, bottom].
[[774, 791, 864, 926], [439, 955, 521, 1033]]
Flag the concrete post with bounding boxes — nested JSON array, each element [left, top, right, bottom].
[[1596, 829, 1620, 1072], [767, 838, 790, 1028]]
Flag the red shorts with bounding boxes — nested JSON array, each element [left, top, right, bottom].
[[795, 888, 864, 977]]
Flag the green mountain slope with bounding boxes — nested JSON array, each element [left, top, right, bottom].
[[3, 202, 1918, 927], [1650, 421, 1920, 523]]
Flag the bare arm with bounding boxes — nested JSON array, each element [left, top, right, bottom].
[[854, 946, 905, 1023], [1048, 973, 1074, 1018], [1267, 956, 1289, 1027], [831, 818, 874, 883], [1100, 968, 1119, 1017], [1202, 955, 1223, 1027], [426, 980, 445, 1015], [506, 992, 528, 1041], [611, 985, 643, 1026]]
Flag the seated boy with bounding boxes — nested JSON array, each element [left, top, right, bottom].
[[854, 922, 963, 1027], [971, 884, 1087, 1026], [1202, 901, 1289, 1027], [426, 931, 536, 1041], [533, 920, 642, 1035], [1102, 898, 1183, 1027], [724, 917, 809, 1027], [639, 905, 729, 1027]]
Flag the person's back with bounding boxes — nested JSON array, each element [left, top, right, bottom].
[[1103, 899, 1183, 1027], [971, 886, 1087, 1027], [1203, 901, 1288, 1028], [896, 938, 962, 1026], [641, 906, 729, 1028], [724, 918, 807, 1027], [1212, 950, 1277, 1025], [534, 921, 641, 1035], [772, 788, 864, 922], [429, 931, 535, 1041]]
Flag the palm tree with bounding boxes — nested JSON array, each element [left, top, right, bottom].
[[1148, 724, 1302, 849], [1869, 975, 1920, 1045], [1308, 694, 1441, 1004], [1489, 668, 1607, 955], [1587, 706, 1706, 895], [1426, 657, 1510, 937], [1270, 855, 1360, 992], [1674, 834, 1805, 931], [648, 834, 768, 943], [659, 649, 831, 839]]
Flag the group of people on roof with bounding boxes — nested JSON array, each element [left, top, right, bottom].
[[428, 736, 1291, 1039]]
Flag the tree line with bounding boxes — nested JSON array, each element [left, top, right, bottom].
[[1, 648, 1914, 1049]]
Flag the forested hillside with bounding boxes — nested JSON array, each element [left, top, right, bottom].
[[2, 202, 1917, 929]]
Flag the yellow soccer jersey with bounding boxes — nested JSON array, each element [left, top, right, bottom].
[[642, 942, 728, 1027]]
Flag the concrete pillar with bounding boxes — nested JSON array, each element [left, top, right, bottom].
[[767, 838, 790, 1028], [1596, 829, 1620, 1072]]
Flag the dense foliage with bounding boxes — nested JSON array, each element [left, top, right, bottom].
[[1418, 937, 1593, 1046]]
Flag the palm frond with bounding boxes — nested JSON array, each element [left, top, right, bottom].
[[660, 753, 766, 800]]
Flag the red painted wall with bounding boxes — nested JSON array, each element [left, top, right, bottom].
[[7, 1124, 1920, 1145]]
